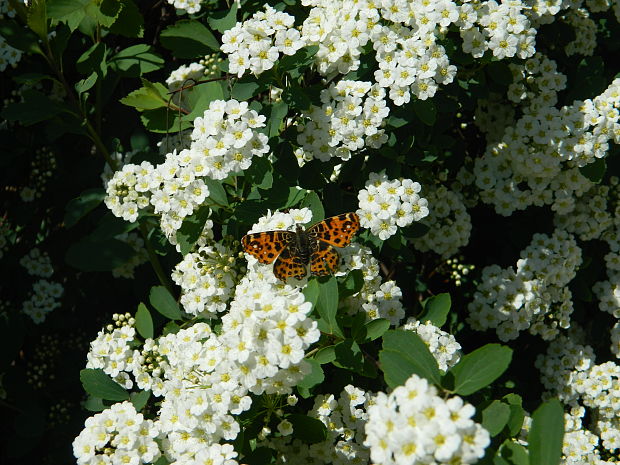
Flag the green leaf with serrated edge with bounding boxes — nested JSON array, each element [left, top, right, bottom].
[[504, 394, 525, 436], [314, 346, 336, 364], [109, 44, 164, 77], [1, 89, 67, 125], [108, 0, 143, 38], [528, 399, 564, 465], [76, 42, 107, 76], [339, 269, 364, 299], [27, 0, 47, 40], [301, 192, 324, 223], [482, 400, 511, 437], [289, 414, 328, 444], [499, 440, 528, 465], [80, 369, 129, 401], [160, 19, 219, 58], [203, 178, 229, 206], [75, 71, 97, 94], [413, 99, 437, 126], [64, 188, 105, 228], [362, 318, 390, 342], [65, 239, 136, 271], [207, 3, 237, 32], [135, 303, 153, 339], [380, 330, 441, 388], [0, 19, 42, 54], [419, 293, 451, 327], [47, 0, 89, 32], [448, 344, 512, 396], [303, 279, 320, 311], [120, 80, 168, 111], [130, 390, 151, 411], [297, 359, 324, 390], [149, 286, 182, 320], [97, 0, 121, 28], [316, 276, 342, 338], [84, 396, 105, 412]]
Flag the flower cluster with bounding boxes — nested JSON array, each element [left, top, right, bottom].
[[171, 240, 241, 317], [111, 232, 149, 279], [364, 373, 490, 465], [166, 0, 201, 14], [20, 248, 54, 278], [402, 318, 462, 372], [474, 76, 620, 216], [0, 35, 21, 72], [72, 401, 161, 465], [339, 243, 405, 325], [297, 80, 389, 162], [468, 229, 582, 341], [410, 186, 471, 258], [86, 314, 138, 389], [22, 279, 64, 324], [105, 99, 269, 240], [357, 173, 429, 240], [222, 5, 304, 77], [19, 146, 57, 202], [261, 385, 372, 465]]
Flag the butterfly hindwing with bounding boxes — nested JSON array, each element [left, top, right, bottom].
[[274, 247, 308, 281], [241, 230, 294, 264], [308, 212, 360, 248], [310, 241, 340, 276]]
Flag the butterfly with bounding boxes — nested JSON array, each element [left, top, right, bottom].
[[241, 212, 361, 281]]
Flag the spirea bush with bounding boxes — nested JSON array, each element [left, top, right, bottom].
[[1, 0, 620, 464]]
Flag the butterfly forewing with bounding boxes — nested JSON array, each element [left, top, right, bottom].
[[308, 212, 360, 248], [241, 230, 294, 264]]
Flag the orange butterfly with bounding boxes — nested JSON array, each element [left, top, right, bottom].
[[241, 212, 361, 281]]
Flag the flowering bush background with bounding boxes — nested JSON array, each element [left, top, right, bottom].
[[1, 0, 620, 464]]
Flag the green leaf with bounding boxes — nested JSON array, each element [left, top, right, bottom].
[[185, 81, 226, 121], [65, 239, 136, 271], [76, 42, 107, 76], [266, 101, 289, 138], [333, 339, 365, 373], [314, 345, 336, 364], [231, 74, 271, 100], [499, 441, 529, 465], [80, 369, 129, 401], [75, 71, 98, 94], [140, 108, 192, 133], [135, 303, 154, 339], [47, 0, 89, 32], [579, 158, 606, 184], [279, 45, 319, 79], [301, 192, 324, 223], [302, 279, 320, 311], [379, 330, 441, 388], [149, 286, 182, 320], [176, 205, 211, 255], [528, 399, 564, 465], [448, 344, 512, 396], [1, 89, 67, 125], [419, 293, 451, 327], [487, 61, 513, 86], [339, 269, 364, 299], [109, 44, 164, 77], [413, 99, 437, 126], [97, 0, 121, 28], [289, 414, 328, 444], [64, 188, 105, 228], [120, 79, 169, 111], [27, 0, 48, 41], [296, 359, 324, 390], [504, 394, 525, 436], [315, 276, 343, 338], [282, 83, 313, 111], [109, 0, 143, 38], [203, 178, 229, 206], [482, 400, 511, 437], [0, 19, 42, 54], [207, 3, 238, 33], [362, 318, 390, 342], [130, 390, 151, 411], [160, 20, 219, 58], [84, 396, 105, 412]]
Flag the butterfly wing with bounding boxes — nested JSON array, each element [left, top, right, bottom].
[[241, 230, 294, 264], [274, 247, 308, 281], [310, 241, 340, 276], [307, 212, 360, 248]]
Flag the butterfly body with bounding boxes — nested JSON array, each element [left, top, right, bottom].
[[241, 213, 360, 281]]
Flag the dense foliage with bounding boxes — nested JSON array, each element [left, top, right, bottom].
[[1, 0, 619, 464]]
